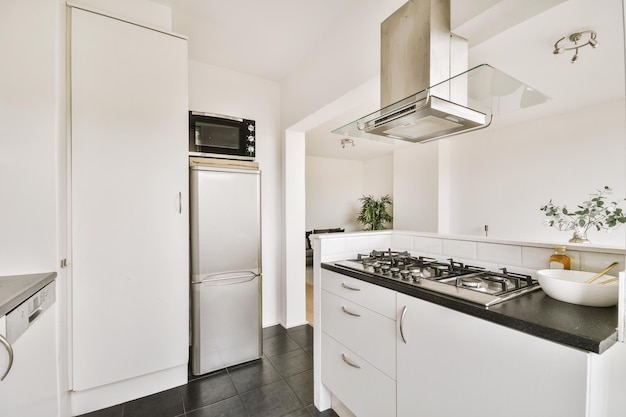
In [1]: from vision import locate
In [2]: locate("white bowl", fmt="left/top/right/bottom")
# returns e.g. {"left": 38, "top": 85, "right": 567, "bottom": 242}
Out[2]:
{"left": 537, "top": 269, "right": 619, "bottom": 307}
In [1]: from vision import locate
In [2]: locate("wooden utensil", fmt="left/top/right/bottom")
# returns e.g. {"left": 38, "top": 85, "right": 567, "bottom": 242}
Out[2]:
{"left": 585, "top": 262, "right": 619, "bottom": 284}
{"left": 599, "top": 276, "right": 620, "bottom": 285}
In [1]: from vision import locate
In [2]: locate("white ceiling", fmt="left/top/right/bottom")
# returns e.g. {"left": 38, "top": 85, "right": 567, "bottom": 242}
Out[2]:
{"left": 154, "top": 0, "right": 625, "bottom": 161}
{"left": 152, "top": 0, "right": 358, "bottom": 81}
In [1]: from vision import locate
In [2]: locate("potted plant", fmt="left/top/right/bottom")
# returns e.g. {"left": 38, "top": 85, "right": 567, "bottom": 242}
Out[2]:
{"left": 357, "top": 195, "right": 393, "bottom": 231}
{"left": 540, "top": 186, "right": 626, "bottom": 243}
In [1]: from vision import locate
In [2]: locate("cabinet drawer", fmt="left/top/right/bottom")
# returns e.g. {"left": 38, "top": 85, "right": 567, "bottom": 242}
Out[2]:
{"left": 322, "top": 290, "right": 396, "bottom": 379}
{"left": 321, "top": 332, "right": 396, "bottom": 417}
{"left": 321, "top": 269, "right": 396, "bottom": 319}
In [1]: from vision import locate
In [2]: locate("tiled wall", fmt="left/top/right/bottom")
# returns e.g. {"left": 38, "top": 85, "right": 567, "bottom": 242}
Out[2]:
{"left": 316, "top": 230, "right": 626, "bottom": 277}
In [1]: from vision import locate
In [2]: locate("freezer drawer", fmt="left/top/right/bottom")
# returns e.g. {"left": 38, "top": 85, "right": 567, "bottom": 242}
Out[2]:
{"left": 191, "top": 273, "right": 262, "bottom": 375}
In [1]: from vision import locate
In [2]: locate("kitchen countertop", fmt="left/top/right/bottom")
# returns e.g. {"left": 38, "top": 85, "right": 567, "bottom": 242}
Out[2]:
{"left": 0, "top": 272, "right": 57, "bottom": 317}
{"left": 322, "top": 263, "right": 618, "bottom": 354}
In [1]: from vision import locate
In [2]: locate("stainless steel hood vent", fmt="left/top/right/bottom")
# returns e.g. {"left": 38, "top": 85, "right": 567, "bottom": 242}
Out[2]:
{"left": 362, "top": 94, "right": 487, "bottom": 142}
{"left": 333, "top": 0, "right": 548, "bottom": 144}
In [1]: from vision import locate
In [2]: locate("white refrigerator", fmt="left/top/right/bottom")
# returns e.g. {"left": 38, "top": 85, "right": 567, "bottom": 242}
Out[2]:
{"left": 190, "top": 165, "right": 262, "bottom": 375}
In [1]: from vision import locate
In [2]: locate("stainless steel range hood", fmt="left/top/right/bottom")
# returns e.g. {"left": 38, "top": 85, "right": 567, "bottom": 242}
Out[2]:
{"left": 360, "top": 94, "right": 487, "bottom": 142}
{"left": 333, "top": 0, "right": 548, "bottom": 144}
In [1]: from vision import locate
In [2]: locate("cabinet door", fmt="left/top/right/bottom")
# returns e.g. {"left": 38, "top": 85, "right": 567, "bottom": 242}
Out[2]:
{"left": 70, "top": 8, "right": 188, "bottom": 391}
{"left": 396, "top": 293, "right": 588, "bottom": 417}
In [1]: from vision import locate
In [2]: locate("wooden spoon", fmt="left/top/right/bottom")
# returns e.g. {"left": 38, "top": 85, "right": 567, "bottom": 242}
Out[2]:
{"left": 585, "top": 262, "right": 619, "bottom": 284}
{"left": 599, "top": 277, "right": 620, "bottom": 285}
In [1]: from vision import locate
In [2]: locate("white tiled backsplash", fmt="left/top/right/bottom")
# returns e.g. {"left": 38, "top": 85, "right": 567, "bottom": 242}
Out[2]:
{"left": 316, "top": 230, "right": 625, "bottom": 278}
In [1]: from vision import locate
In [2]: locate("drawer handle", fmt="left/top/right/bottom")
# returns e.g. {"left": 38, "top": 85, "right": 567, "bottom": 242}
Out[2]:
{"left": 341, "top": 353, "right": 361, "bottom": 369}
{"left": 341, "top": 306, "right": 361, "bottom": 317}
{"left": 341, "top": 282, "right": 361, "bottom": 291}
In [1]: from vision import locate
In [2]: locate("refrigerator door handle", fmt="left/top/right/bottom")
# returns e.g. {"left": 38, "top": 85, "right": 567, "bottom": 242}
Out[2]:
{"left": 194, "top": 271, "right": 260, "bottom": 286}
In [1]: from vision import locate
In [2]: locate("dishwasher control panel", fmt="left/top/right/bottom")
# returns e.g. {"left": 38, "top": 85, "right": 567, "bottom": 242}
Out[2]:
{"left": 6, "top": 282, "right": 55, "bottom": 344}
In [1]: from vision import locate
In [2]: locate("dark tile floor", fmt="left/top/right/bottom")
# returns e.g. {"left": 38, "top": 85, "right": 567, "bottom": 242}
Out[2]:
{"left": 78, "top": 324, "right": 337, "bottom": 417}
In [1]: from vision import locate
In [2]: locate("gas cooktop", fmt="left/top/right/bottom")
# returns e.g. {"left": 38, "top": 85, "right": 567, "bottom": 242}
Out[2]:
{"left": 332, "top": 249, "right": 540, "bottom": 307}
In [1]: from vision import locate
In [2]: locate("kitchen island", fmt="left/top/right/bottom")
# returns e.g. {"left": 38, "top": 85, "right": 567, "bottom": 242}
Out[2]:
{"left": 312, "top": 231, "right": 626, "bottom": 417}
{"left": 322, "top": 262, "right": 618, "bottom": 354}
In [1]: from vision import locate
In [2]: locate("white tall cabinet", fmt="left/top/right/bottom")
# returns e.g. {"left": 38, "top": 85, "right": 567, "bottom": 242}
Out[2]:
{"left": 69, "top": 7, "right": 188, "bottom": 412}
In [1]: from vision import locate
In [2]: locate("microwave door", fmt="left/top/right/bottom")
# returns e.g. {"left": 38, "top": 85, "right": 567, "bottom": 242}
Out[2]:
{"left": 189, "top": 111, "right": 256, "bottom": 161}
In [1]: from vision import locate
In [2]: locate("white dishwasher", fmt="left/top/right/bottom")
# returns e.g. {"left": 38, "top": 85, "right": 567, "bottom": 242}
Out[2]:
{"left": 0, "top": 281, "right": 58, "bottom": 416}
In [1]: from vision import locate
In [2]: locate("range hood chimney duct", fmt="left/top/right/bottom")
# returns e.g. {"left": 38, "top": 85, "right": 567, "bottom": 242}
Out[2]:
{"left": 381, "top": 0, "right": 462, "bottom": 107}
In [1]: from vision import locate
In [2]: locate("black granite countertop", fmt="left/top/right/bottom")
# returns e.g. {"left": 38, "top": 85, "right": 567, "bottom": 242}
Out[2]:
{"left": 0, "top": 272, "right": 57, "bottom": 317}
{"left": 322, "top": 263, "right": 618, "bottom": 354}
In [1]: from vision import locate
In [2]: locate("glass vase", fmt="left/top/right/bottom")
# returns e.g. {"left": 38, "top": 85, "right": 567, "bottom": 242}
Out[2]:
{"left": 569, "top": 227, "right": 591, "bottom": 244}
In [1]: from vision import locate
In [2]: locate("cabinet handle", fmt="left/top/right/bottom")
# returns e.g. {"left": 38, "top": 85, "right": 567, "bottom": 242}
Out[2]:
{"left": 399, "top": 306, "right": 408, "bottom": 344}
{"left": 341, "top": 282, "right": 361, "bottom": 291}
{"left": 341, "top": 306, "right": 361, "bottom": 317}
{"left": 178, "top": 192, "right": 182, "bottom": 214}
{"left": 0, "top": 335, "right": 14, "bottom": 381}
{"left": 341, "top": 353, "right": 361, "bottom": 369}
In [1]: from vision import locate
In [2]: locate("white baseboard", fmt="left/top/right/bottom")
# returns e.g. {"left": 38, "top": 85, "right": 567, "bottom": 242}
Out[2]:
{"left": 70, "top": 364, "right": 187, "bottom": 416}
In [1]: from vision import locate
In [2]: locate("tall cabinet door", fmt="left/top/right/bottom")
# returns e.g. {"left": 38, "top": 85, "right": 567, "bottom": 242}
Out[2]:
{"left": 70, "top": 8, "right": 189, "bottom": 391}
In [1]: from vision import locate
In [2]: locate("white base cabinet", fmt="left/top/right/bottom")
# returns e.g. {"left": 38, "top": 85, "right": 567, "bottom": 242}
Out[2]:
{"left": 318, "top": 270, "right": 626, "bottom": 417}
{"left": 320, "top": 270, "right": 396, "bottom": 417}
{"left": 396, "top": 293, "right": 588, "bottom": 417}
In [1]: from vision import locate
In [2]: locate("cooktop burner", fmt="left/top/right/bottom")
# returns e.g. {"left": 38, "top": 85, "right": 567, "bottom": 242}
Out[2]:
{"left": 333, "top": 249, "right": 540, "bottom": 307}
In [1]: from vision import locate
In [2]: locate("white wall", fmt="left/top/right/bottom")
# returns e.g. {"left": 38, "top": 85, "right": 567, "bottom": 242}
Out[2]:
{"left": 392, "top": 141, "right": 440, "bottom": 232}
{"left": 390, "top": 99, "right": 626, "bottom": 247}
{"left": 69, "top": 0, "right": 172, "bottom": 31}
{"left": 306, "top": 155, "right": 393, "bottom": 232}
{"left": 281, "top": 0, "right": 406, "bottom": 128}
{"left": 188, "top": 60, "right": 282, "bottom": 326}
{"left": 445, "top": 99, "right": 626, "bottom": 246}
{"left": 0, "top": 0, "right": 59, "bottom": 276}
{"left": 364, "top": 154, "right": 394, "bottom": 199}
{"left": 306, "top": 157, "right": 362, "bottom": 232}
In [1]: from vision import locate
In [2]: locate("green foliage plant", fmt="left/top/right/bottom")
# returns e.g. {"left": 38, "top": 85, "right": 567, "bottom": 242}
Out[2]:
{"left": 540, "top": 186, "right": 626, "bottom": 234}
{"left": 357, "top": 195, "right": 393, "bottom": 231}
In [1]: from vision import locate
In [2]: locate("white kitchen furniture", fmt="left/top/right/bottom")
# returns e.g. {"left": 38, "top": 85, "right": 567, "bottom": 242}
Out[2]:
{"left": 396, "top": 292, "right": 588, "bottom": 417}
{"left": 320, "top": 270, "right": 396, "bottom": 417}
{"left": 0, "top": 282, "right": 58, "bottom": 416}
{"left": 319, "top": 267, "right": 626, "bottom": 417}
{"left": 69, "top": 6, "right": 188, "bottom": 414}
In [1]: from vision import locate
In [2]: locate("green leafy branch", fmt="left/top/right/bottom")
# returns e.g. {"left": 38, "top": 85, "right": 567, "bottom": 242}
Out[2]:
{"left": 540, "top": 186, "right": 626, "bottom": 233}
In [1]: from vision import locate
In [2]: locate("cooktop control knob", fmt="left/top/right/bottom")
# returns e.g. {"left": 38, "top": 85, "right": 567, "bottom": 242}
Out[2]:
{"left": 381, "top": 265, "right": 390, "bottom": 274}
{"left": 410, "top": 268, "right": 423, "bottom": 282}
{"left": 400, "top": 270, "right": 411, "bottom": 280}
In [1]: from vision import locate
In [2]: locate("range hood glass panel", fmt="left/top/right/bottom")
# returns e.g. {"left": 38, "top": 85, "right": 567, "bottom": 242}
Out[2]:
{"left": 333, "top": 64, "right": 549, "bottom": 144}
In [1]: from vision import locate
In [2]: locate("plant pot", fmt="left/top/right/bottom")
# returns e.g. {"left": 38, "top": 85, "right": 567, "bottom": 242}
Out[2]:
{"left": 569, "top": 227, "right": 591, "bottom": 244}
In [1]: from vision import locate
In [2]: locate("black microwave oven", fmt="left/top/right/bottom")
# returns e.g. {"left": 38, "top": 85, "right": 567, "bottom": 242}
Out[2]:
{"left": 189, "top": 111, "right": 255, "bottom": 160}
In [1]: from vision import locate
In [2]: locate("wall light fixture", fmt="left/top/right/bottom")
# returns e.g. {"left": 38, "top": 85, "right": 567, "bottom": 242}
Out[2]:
{"left": 553, "top": 30, "right": 598, "bottom": 63}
